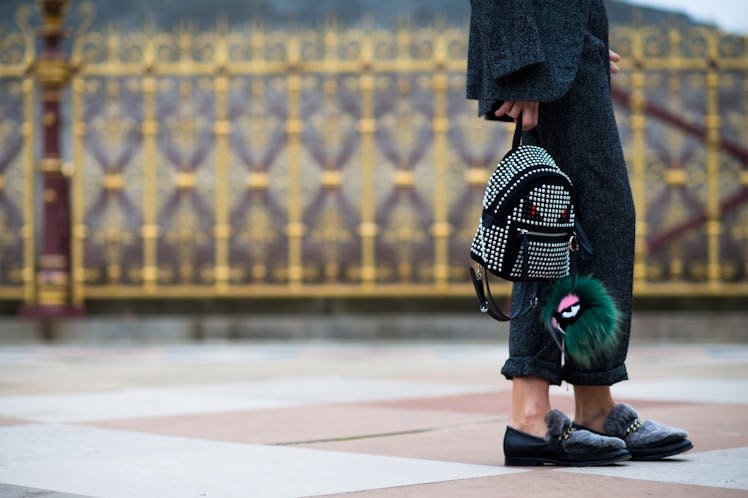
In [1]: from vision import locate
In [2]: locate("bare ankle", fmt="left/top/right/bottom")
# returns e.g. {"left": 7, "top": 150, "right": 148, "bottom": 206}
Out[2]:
{"left": 573, "top": 385, "right": 615, "bottom": 433}
{"left": 511, "top": 407, "right": 550, "bottom": 438}
{"left": 511, "top": 376, "right": 552, "bottom": 438}
{"left": 574, "top": 407, "right": 611, "bottom": 433}
{"left": 511, "top": 418, "right": 547, "bottom": 438}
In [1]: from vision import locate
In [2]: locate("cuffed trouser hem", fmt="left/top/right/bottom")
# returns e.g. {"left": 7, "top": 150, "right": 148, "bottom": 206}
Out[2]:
{"left": 502, "top": 358, "right": 629, "bottom": 387}
{"left": 501, "top": 357, "right": 563, "bottom": 386}
{"left": 563, "top": 363, "right": 629, "bottom": 386}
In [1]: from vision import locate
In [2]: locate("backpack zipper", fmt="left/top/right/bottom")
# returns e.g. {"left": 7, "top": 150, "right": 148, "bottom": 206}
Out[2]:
{"left": 518, "top": 228, "right": 570, "bottom": 238}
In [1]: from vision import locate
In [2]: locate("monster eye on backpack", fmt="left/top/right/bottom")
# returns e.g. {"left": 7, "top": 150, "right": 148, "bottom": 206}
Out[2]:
{"left": 469, "top": 119, "right": 580, "bottom": 322}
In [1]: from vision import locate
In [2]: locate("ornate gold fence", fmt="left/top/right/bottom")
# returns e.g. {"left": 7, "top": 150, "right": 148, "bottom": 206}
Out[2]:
{"left": 0, "top": 5, "right": 35, "bottom": 304}
{"left": 1, "top": 7, "right": 747, "bottom": 309}
{"left": 610, "top": 27, "right": 748, "bottom": 295}
{"left": 66, "top": 21, "right": 500, "bottom": 304}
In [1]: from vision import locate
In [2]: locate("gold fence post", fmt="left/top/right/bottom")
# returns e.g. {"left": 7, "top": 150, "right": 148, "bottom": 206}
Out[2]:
{"left": 630, "top": 27, "right": 648, "bottom": 291}
{"left": 431, "top": 27, "right": 450, "bottom": 289}
{"left": 142, "top": 42, "right": 159, "bottom": 293}
{"left": 21, "top": 14, "right": 36, "bottom": 306}
{"left": 21, "top": 76, "right": 36, "bottom": 306}
{"left": 358, "top": 29, "right": 377, "bottom": 288}
{"left": 705, "top": 29, "right": 722, "bottom": 289}
{"left": 30, "top": 0, "right": 79, "bottom": 314}
{"left": 285, "top": 32, "right": 305, "bottom": 287}
{"left": 666, "top": 28, "right": 684, "bottom": 281}
{"left": 214, "top": 33, "right": 231, "bottom": 293}
{"left": 70, "top": 75, "right": 85, "bottom": 307}
{"left": 67, "top": 2, "right": 94, "bottom": 305}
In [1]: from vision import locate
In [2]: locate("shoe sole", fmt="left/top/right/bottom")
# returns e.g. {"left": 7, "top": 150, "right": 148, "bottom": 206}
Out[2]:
{"left": 572, "top": 423, "right": 694, "bottom": 462}
{"left": 631, "top": 440, "right": 694, "bottom": 461}
{"left": 505, "top": 451, "right": 631, "bottom": 467}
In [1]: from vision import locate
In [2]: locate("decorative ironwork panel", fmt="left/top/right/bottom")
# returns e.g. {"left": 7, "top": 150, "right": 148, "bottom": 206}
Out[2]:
{"left": 0, "top": 5, "right": 35, "bottom": 302}
{"left": 299, "top": 73, "right": 361, "bottom": 284}
{"left": 153, "top": 75, "right": 217, "bottom": 285}
{"left": 373, "top": 72, "right": 436, "bottom": 283}
{"left": 610, "top": 26, "right": 748, "bottom": 293}
{"left": 0, "top": 78, "right": 27, "bottom": 293}
{"left": 227, "top": 75, "right": 289, "bottom": 285}
{"left": 77, "top": 76, "right": 144, "bottom": 286}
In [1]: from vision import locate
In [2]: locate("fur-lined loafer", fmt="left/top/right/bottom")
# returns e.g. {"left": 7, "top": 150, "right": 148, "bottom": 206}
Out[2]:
{"left": 574, "top": 404, "right": 693, "bottom": 461}
{"left": 504, "top": 409, "right": 630, "bottom": 466}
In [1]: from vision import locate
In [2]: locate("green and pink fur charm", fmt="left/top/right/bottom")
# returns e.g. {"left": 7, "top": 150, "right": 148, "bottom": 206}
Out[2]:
{"left": 542, "top": 276, "right": 620, "bottom": 368}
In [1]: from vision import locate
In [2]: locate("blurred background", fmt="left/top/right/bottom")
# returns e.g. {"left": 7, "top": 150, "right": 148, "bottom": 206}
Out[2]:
{"left": 0, "top": 0, "right": 746, "bottom": 341}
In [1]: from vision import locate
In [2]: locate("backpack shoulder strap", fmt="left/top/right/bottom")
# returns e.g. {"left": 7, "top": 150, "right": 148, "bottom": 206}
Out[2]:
{"left": 469, "top": 266, "right": 538, "bottom": 322}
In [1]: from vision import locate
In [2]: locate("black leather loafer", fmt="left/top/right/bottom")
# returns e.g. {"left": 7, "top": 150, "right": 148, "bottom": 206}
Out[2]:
{"left": 504, "top": 410, "right": 631, "bottom": 467}
{"left": 573, "top": 404, "right": 693, "bottom": 461}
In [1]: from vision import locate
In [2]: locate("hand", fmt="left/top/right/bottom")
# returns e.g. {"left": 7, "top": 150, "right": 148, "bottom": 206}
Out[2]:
{"left": 494, "top": 101, "right": 539, "bottom": 131}
{"left": 609, "top": 49, "right": 621, "bottom": 74}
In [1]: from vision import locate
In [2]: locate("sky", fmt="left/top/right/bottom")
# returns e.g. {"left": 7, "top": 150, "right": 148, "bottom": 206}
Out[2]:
{"left": 628, "top": 0, "right": 748, "bottom": 34}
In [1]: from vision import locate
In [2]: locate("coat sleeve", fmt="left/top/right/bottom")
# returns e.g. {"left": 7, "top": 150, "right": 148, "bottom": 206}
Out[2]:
{"left": 467, "top": 0, "right": 590, "bottom": 105}
{"left": 468, "top": 0, "right": 546, "bottom": 81}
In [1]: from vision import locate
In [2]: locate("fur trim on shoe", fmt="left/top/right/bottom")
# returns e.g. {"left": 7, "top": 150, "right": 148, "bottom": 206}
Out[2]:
{"left": 545, "top": 409, "right": 625, "bottom": 454}
{"left": 603, "top": 403, "right": 688, "bottom": 449}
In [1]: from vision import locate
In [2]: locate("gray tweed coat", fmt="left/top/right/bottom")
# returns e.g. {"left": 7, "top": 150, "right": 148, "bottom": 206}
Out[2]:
{"left": 467, "top": 0, "right": 591, "bottom": 116}
{"left": 466, "top": 0, "right": 637, "bottom": 387}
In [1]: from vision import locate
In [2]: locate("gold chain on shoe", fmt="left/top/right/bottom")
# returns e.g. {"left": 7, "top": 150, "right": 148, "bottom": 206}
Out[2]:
{"left": 558, "top": 426, "right": 576, "bottom": 441}
{"left": 624, "top": 418, "right": 643, "bottom": 437}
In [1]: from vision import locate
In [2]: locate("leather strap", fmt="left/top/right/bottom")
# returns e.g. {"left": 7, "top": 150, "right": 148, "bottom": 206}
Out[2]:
{"left": 512, "top": 116, "right": 541, "bottom": 149}
{"left": 469, "top": 266, "right": 537, "bottom": 322}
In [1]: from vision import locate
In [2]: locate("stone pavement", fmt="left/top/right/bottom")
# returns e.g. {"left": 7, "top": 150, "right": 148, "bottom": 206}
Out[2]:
{"left": 0, "top": 340, "right": 747, "bottom": 497}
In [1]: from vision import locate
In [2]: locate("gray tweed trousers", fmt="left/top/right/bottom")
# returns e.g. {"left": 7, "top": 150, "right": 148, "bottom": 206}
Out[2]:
{"left": 500, "top": 17, "right": 636, "bottom": 386}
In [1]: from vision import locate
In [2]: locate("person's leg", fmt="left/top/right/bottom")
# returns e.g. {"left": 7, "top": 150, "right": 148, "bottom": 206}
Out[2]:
{"left": 503, "top": 376, "right": 629, "bottom": 466}
{"left": 552, "top": 36, "right": 691, "bottom": 458}
{"left": 574, "top": 385, "right": 615, "bottom": 433}
{"left": 538, "top": 30, "right": 634, "bottom": 387}
{"left": 510, "top": 376, "right": 552, "bottom": 437}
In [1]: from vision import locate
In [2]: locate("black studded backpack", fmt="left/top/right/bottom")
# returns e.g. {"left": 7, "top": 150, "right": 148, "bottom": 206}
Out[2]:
{"left": 469, "top": 119, "right": 585, "bottom": 321}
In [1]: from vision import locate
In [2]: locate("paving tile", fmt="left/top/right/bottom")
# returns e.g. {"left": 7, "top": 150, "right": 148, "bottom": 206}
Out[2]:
{"left": 588, "top": 378, "right": 748, "bottom": 404}
{"left": 0, "top": 416, "right": 31, "bottom": 426}
{"left": 300, "top": 422, "right": 507, "bottom": 466}
{"left": 638, "top": 403, "right": 748, "bottom": 453}
{"left": 560, "top": 447, "right": 748, "bottom": 491}
{"left": 361, "top": 392, "right": 511, "bottom": 415}
{"left": 85, "top": 404, "right": 495, "bottom": 445}
{"left": 0, "top": 387, "right": 289, "bottom": 423}
{"left": 0, "top": 483, "right": 92, "bottom": 498}
{"left": 0, "top": 424, "right": 517, "bottom": 498}
{"left": 317, "top": 470, "right": 748, "bottom": 498}
{"left": 0, "top": 377, "right": 493, "bottom": 423}
{"left": 300, "top": 400, "right": 748, "bottom": 465}
{"left": 363, "top": 391, "right": 579, "bottom": 417}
